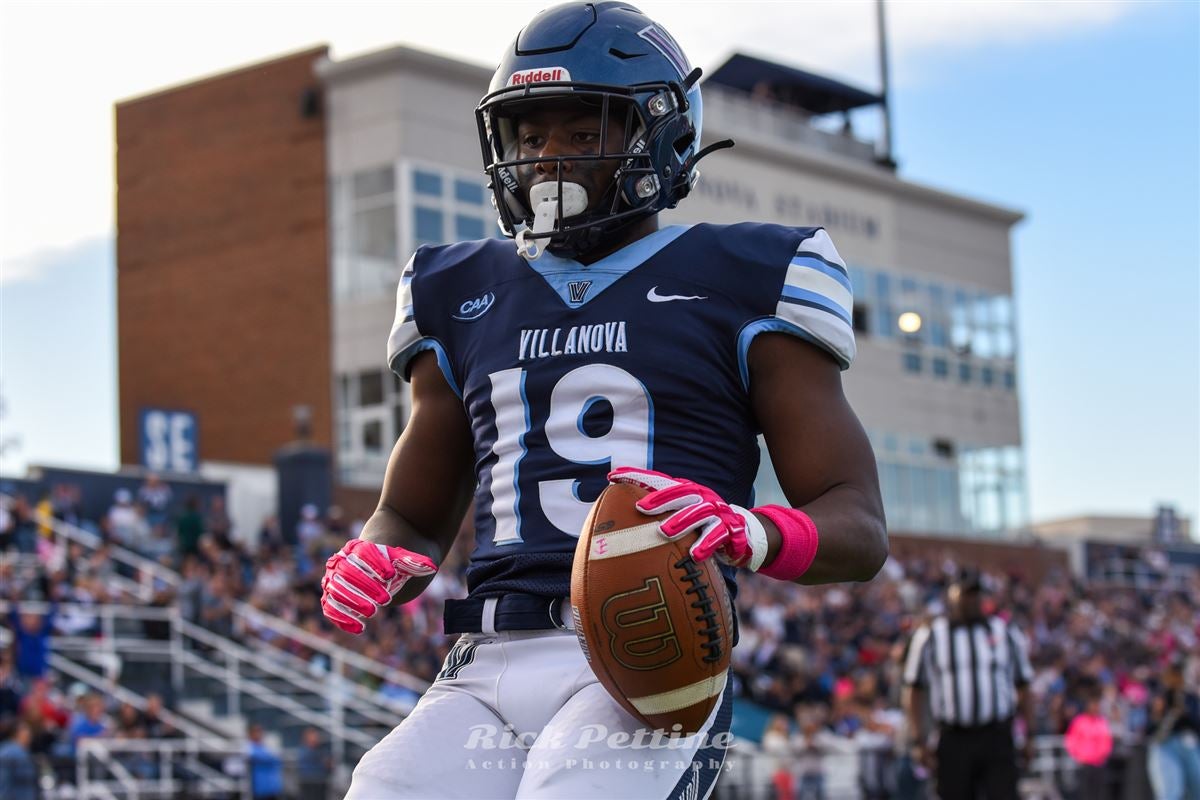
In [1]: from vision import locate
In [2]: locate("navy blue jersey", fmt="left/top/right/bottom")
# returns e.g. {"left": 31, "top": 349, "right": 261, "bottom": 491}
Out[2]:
{"left": 387, "top": 223, "right": 855, "bottom": 599}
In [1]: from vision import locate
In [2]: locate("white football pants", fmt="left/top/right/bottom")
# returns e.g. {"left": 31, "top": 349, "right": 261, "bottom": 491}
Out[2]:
{"left": 344, "top": 627, "right": 732, "bottom": 799}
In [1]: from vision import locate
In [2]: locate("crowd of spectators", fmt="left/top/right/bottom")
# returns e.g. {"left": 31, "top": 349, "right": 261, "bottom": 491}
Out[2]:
{"left": 0, "top": 643, "right": 184, "bottom": 792}
{"left": 2, "top": 479, "right": 1198, "bottom": 798}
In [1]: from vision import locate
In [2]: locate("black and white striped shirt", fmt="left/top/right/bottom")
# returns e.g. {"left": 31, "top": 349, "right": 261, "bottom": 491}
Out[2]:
{"left": 903, "top": 616, "right": 1034, "bottom": 727}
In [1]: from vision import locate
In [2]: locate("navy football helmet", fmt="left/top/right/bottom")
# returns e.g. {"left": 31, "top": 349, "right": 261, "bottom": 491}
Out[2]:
{"left": 476, "top": 2, "right": 730, "bottom": 258}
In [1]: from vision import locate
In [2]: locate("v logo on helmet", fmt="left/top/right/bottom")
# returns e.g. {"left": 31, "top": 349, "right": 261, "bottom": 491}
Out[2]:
{"left": 637, "top": 25, "right": 690, "bottom": 80}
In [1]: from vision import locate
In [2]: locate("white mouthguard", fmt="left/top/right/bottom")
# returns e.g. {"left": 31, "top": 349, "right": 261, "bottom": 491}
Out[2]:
{"left": 516, "top": 182, "right": 589, "bottom": 261}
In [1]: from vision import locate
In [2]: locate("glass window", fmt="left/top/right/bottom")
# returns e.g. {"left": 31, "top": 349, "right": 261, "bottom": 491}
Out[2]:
{"left": 874, "top": 272, "right": 892, "bottom": 300}
{"left": 994, "top": 329, "right": 1014, "bottom": 359}
{"left": 972, "top": 294, "right": 992, "bottom": 328}
{"left": 362, "top": 419, "right": 384, "bottom": 454}
{"left": 950, "top": 292, "right": 972, "bottom": 353}
{"left": 932, "top": 357, "right": 949, "bottom": 378}
{"left": 853, "top": 304, "right": 871, "bottom": 335}
{"left": 903, "top": 353, "right": 922, "bottom": 373}
{"left": 934, "top": 469, "right": 956, "bottom": 532}
{"left": 930, "top": 321, "right": 949, "bottom": 349}
{"left": 977, "top": 487, "right": 1001, "bottom": 532}
{"left": 849, "top": 266, "right": 868, "bottom": 298}
{"left": 353, "top": 205, "right": 397, "bottom": 260}
{"left": 1003, "top": 480, "right": 1025, "bottom": 531}
{"left": 959, "top": 363, "right": 972, "bottom": 383}
{"left": 1003, "top": 446, "right": 1023, "bottom": 472}
{"left": 359, "top": 371, "right": 384, "bottom": 407}
{"left": 454, "top": 180, "right": 485, "bottom": 205}
{"left": 900, "top": 277, "right": 918, "bottom": 296}
{"left": 414, "top": 170, "right": 443, "bottom": 197}
{"left": 415, "top": 207, "right": 444, "bottom": 246}
{"left": 353, "top": 167, "right": 394, "bottom": 199}
{"left": 874, "top": 304, "right": 895, "bottom": 339}
{"left": 912, "top": 467, "right": 935, "bottom": 530}
{"left": 455, "top": 214, "right": 486, "bottom": 241}
{"left": 991, "top": 296, "right": 1012, "bottom": 328}
{"left": 928, "top": 284, "right": 946, "bottom": 316}
{"left": 981, "top": 366, "right": 995, "bottom": 387}
{"left": 1004, "top": 370, "right": 1016, "bottom": 390}
{"left": 972, "top": 328, "right": 994, "bottom": 359}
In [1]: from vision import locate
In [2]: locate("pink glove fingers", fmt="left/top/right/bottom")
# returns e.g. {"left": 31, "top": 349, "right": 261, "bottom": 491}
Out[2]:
{"left": 332, "top": 557, "right": 395, "bottom": 605}
{"left": 634, "top": 483, "right": 703, "bottom": 512}
{"left": 690, "top": 526, "right": 730, "bottom": 562}
{"left": 607, "top": 467, "right": 679, "bottom": 493}
{"left": 659, "top": 503, "right": 719, "bottom": 537}
{"left": 320, "top": 540, "right": 439, "bottom": 635}
{"left": 344, "top": 540, "right": 396, "bottom": 582}
{"left": 327, "top": 575, "right": 380, "bottom": 617}
{"left": 321, "top": 596, "right": 365, "bottom": 634}
{"left": 393, "top": 553, "right": 438, "bottom": 576}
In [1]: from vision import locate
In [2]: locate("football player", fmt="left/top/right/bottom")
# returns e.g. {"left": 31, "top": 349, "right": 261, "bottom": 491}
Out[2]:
{"left": 324, "top": 3, "right": 887, "bottom": 798}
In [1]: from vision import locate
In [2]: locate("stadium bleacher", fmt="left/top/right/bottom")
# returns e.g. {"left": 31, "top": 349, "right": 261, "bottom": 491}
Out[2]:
{"left": 1, "top": 480, "right": 1195, "bottom": 799}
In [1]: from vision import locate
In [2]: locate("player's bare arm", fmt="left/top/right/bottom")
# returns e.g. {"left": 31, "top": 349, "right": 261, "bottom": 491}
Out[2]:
{"left": 362, "top": 351, "right": 475, "bottom": 602}
{"left": 748, "top": 331, "right": 887, "bottom": 584}
{"left": 320, "top": 352, "right": 474, "bottom": 632}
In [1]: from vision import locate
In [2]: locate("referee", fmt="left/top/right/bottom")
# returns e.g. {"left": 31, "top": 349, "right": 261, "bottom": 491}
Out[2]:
{"left": 902, "top": 568, "right": 1035, "bottom": 800}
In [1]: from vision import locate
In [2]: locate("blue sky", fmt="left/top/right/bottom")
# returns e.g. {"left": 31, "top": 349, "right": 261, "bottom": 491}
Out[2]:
{"left": 0, "top": 1, "right": 1196, "bottom": 526}
{"left": 889, "top": 3, "right": 1199, "bottom": 524}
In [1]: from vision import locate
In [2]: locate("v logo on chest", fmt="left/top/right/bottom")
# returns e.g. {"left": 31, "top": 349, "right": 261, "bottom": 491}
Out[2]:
{"left": 520, "top": 225, "right": 692, "bottom": 309}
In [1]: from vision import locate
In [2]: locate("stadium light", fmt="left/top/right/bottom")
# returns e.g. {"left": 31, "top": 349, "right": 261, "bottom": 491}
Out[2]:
{"left": 898, "top": 311, "right": 923, "bottom": 334}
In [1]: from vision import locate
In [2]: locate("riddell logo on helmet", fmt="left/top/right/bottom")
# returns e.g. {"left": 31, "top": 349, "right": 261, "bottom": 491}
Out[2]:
{"left": 507, "top": 67, "right": 571, "bottom": 86}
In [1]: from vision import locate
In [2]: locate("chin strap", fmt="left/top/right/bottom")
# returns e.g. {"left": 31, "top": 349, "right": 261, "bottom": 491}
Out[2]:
{"left": 671, "top": 139, "right": 735, "bottom": 204}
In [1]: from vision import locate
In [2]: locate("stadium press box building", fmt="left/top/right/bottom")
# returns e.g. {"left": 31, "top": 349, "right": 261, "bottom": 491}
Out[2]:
{"left": 116, "top": 46, "right": 1026, "bottom": 541}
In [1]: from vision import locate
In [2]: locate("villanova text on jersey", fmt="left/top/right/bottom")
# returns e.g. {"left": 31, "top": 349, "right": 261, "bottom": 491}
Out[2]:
{"left": 387, "top": 223, "right": 856, "bottom": 600}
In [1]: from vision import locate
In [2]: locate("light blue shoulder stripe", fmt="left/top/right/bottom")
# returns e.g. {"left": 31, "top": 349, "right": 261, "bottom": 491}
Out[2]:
{"left": 736, "top": 317, "right": 851, "bottom": 390}
{"left": 391, "top": 339, "right": 461, "bottom": 399}
{"left": 789, "top": 255, "right": 853, "bottom": 293}
{"left": 780, "top": 286, "right": 853, "bottom": 323}
{"left": 524, "top": 225, "right": 692, "bottom": 308}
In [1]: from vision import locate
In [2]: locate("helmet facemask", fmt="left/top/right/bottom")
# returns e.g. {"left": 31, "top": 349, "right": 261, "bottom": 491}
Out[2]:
{"left": 476, "top": 80, "right": 690, "bottom": 260}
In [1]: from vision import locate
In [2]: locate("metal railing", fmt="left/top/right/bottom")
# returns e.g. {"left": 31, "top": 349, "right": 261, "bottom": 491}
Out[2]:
{"left": 1089, "top": 555, "right": 1196, "bottom": 592}
{"left": 0, "top": 601, "right": 228, "bottom": 744}
{"left": 2, "top": 507, "right": 439, "bottom": 791}
{"left": 21, "top": 504, "right": 429, "bottom": 696}
{"left": 703, "top": 86, "right": 879, "bottom": 164}
{"left": 71, "top": 739, "right": 250, "bottom": 800}
{"left": 715, "top": 734, "right": 1138, "bottom": 800}
{"left": 0, "top": 600, "right": 399, "bottom": 774}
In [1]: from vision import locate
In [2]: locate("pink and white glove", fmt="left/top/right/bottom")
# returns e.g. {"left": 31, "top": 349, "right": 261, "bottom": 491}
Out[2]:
{"left": 608, "top": 467, "right": 770, "bottom": 571}
{"left": 321, "top": 539, "right": 437, "bottom": 634}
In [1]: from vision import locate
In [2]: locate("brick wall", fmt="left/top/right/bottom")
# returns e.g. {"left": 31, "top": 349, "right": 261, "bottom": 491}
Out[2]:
{"left": 116, "top": 47, "right": 330, "bottom": 468}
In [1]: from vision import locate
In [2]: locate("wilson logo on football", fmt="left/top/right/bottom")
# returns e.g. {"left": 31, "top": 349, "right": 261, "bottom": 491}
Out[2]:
{"left": 600, "top": 577, "right": 682, "bottom": 671}
{"left": 507, "top": 67, "right": 571, "bottom": 86}
{"left": 453, "top": 291, "right": 496, "bottom": 322}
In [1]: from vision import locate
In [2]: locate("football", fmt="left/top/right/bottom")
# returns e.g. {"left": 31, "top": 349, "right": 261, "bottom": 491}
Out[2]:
{"left": 570, "top": 481, "right": 735, "bottom": 735}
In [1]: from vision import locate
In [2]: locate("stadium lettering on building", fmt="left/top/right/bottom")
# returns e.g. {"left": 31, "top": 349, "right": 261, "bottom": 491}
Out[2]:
{"left": 694, "top": 178, "right": 881, "bottom": 240}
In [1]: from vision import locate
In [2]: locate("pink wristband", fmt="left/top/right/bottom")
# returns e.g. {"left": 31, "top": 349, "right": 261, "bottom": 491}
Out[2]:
{"left": 753, "top": 505, "right": 819, "bottom": 580}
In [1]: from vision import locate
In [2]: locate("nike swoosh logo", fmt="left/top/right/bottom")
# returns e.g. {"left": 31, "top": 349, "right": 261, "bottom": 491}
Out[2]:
{"left": 647, "top": 286, "right": 707, "bottom": 303}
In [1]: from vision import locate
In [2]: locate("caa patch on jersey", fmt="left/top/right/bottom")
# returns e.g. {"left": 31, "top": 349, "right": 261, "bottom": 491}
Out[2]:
{"left": 571, "top": 482, "right": 734, "bottom": 735}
